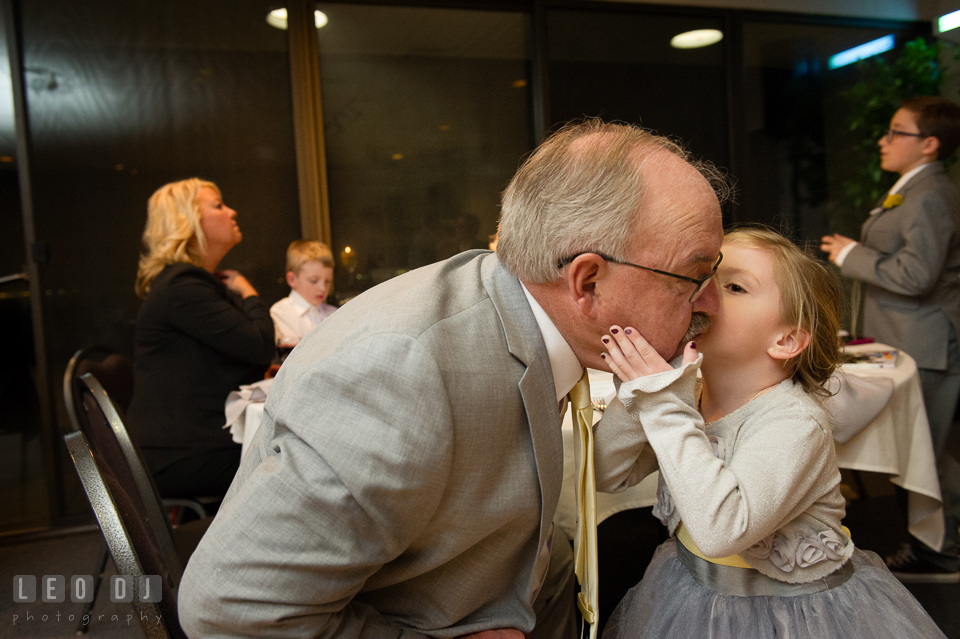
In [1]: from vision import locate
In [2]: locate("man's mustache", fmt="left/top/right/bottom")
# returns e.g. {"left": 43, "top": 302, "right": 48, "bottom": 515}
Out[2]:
{"left": 683, "top": 312, "right": 711, "bottom": 342}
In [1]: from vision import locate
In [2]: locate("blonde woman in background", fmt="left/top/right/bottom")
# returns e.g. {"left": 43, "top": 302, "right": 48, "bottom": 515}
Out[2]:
{"left": 127, "top": 178, "right": 274, "bottom": 502}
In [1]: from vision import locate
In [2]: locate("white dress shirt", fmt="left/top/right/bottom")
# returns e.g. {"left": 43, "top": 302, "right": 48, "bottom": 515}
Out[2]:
{"left": 270, "top": 290, "right": 338, "bottom": 342}
{"left": 520, "top": 282, "right": 582, "bottom": 402}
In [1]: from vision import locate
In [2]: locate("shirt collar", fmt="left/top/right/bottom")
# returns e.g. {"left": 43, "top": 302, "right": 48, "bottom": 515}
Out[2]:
{"left": 889, "top": 161, "right": 933, "bottom": 195}
{"left": 520, "top": 282, "right": 583, "bottom": 402}
{"left": 288, "top": 290, "right": 314, "bottom": 316}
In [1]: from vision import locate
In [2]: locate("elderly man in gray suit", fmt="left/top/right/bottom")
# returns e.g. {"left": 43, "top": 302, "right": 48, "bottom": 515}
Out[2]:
{"left": 178, "top": 120, "right": 726, "bottom": 638}
{"left": 822, "top": 96, "right": 960, "bottom": 583}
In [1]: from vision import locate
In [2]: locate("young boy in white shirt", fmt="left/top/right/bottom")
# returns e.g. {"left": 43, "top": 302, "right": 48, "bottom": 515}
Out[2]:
{"left": 270, "top": 240, "right": 338, "bottom": 343}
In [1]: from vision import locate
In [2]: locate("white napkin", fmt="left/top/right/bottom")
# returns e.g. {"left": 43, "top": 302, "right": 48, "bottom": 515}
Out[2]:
{"left": 223, "top": 378, "right": 274, "bottom": 429}
{"left": 822, "top": 370, "right": 894, "bottom": 443}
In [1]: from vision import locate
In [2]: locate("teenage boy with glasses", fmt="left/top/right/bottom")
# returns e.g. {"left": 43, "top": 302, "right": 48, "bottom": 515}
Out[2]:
{"left": 821, "top": 96, "right": 960, "bottom": 583}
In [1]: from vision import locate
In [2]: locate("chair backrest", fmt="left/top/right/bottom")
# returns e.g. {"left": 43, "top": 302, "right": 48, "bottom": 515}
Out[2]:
{"left": 64, "top": 431, "right": 186, "bottom": 639}
{"left": 71, "top": 373, "right": 184, "bottom": 585}
{"left": 64, "top": 346, "right": 134, "bottom": 431}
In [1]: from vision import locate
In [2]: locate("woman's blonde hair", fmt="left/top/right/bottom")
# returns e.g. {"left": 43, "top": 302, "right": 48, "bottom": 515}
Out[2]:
{"left": 723, "top": 227, "right": 842, "bottom": 397}
{"left": 135, "top": 178, "right": 220, "bottom": 298}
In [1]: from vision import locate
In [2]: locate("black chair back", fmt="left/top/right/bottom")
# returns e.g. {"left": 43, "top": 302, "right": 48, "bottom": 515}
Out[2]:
{"left": 65, "top": 430, "right": 186, "bottom": 639}
{"left": 64, "top": 346, "right": 134, "bottom": 432}
{"left": 71, "top": 373, "right": 185, "bottom": 584}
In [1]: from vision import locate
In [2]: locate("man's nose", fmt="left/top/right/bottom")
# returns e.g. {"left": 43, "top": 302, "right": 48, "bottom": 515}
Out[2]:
{"left": 693, "top": 279, "right": 719, "bottom": 315}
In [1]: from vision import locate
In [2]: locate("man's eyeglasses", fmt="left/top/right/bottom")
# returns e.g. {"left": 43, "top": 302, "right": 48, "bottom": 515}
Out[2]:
{"left": 557, "top": 252, "right": 723, "bottom": 303}
{"left": 882, "top": 128, "right": 927, "bottom": 143}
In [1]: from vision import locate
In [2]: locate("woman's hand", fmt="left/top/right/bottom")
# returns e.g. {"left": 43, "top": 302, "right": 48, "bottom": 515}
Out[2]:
{"left": 217, "top": 269, "right": 258, "bottom": 299}
{"left": 601, "top": 325, "right": 698, "bottom": 381}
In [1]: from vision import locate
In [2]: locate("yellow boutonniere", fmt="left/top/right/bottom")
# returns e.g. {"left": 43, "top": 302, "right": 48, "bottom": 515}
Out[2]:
{"left": 883, "top": 193, "right": 903, "bottom": 209}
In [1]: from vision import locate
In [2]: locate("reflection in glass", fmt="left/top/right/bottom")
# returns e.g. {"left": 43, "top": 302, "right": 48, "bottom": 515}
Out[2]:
{"left": 547, "top": 9, "right": 729, "bottom": 176}
{"left": 739, "top": 22, "right": 911, "bottom": 241}
{"left": 18, "top": 0, "right": 301, "bottom": 521}
{"left": 0, "top": 1, "right": 49, "bottom": 532}
{"left": 316, "top": 4, "right": 532, "bottom": 296}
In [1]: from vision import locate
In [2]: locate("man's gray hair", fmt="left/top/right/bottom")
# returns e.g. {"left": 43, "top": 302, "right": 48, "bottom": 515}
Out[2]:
{"left": 496, "top": 120, "right": 731, "bottom": 282}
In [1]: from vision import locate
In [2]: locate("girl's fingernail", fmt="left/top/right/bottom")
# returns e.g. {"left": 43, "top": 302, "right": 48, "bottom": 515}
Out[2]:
{"left": 602, "top": 337, "right": 609, "bottom": 344}
{"left": 611, "top": 328, "right": 619, "bottom": 334}
{"left": 689, "top": 341, "right": 696, "bottom": 349}
{"left": 624, "top": 328, "right": 632, "bottom": 335}
{"left": 601, "top": 353, "right": 606, "bottom": 359}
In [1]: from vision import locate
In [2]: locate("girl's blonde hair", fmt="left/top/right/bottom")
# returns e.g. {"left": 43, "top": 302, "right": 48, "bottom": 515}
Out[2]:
{"left": 723, "top": 227, "right": 842, "bottom": 397}
{"left": 135, "top": 178, "right": 220, "bottom": 298}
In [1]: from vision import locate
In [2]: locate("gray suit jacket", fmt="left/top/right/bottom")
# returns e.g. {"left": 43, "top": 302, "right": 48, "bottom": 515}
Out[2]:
{"left": 178, "top": 251, "right": 564, "bottom": 638}
{"left": 842, "top": 162, "right": 960, "bottom": 370}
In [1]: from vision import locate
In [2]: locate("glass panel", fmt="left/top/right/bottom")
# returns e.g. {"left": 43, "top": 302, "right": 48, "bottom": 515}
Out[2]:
{"left": 547, "top": 9, "right": 729, "bottom": 179}
{"left": 18, "top": 0, "right": 301, "bottom": 520}
{"left": 316, "top": 3, "right": 531, "bottom": 297}
{"left": 0, "top": 3, "right": 49, "bottom": 533}
{"left": 739, "top": 22, "right": 921, "bottom": 242}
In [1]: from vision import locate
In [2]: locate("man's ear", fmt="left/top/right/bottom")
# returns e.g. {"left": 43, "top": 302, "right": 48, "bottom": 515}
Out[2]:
{"left": 562, "top": 254, "right": 608, "bottom": 319}
{"left": 285, "top": 271, "right": 297, "bottom": 288}
{"left": 921, "top": 135, "right": 941, "bottom": 160}
{"left": 768, "top": 325, "right": 811, "bottom": 361}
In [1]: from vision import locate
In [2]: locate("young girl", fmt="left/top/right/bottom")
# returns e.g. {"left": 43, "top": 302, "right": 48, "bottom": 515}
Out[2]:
{"left": 594, "top": 228, "right": 945, "bottom": 638}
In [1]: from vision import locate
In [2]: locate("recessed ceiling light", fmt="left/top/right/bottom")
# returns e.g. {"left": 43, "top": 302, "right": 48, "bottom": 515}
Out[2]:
{"left": 828, "top": 34, "right": 894, "bottom": 69}
{"left": 267, "top": 8, "right": 328, "bottom": 30}
{"left": 670, "top": 29, "right": 723, "bottom": 49}
{"left": 940, "top": 9, "right": 960, "bottom": 33}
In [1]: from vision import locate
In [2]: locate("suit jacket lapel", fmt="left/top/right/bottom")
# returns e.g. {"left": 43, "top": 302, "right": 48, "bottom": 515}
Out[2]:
{"left": 863, "top": 163, "right": 944, "bottom": 241}
{"left": 481, "top": 254, "right": 564, "bottom": 555}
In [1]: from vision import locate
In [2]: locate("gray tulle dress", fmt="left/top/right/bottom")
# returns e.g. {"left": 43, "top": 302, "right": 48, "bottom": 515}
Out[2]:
{"left": 594, "top": 359, "right": 946, "bottom": 639}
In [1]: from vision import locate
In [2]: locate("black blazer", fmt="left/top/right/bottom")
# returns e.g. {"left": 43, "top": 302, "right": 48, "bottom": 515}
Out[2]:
{"left": 127, "top": 263, "right": 275, "bottom": 455}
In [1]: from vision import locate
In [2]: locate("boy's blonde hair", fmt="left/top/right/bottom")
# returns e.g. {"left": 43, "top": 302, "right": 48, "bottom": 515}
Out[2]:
{"left": 136, "top": 178, "right": 219, "bottom": 298}
{"left": 286, "top": 240, "right": 334, "bottom": 274}
{"left": 723, "top": 227, "right": 842, "bottom": 397}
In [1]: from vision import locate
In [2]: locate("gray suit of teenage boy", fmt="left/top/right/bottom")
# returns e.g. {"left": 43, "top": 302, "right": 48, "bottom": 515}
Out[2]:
{"left": 178, "top": 250, "right": 572, "bottom": 638}
{"left": 842, "top": 161, "right": 960, "bottom": 559}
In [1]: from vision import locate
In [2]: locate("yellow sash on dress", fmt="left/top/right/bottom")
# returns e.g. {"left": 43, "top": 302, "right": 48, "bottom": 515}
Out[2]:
{"left": 675, "top": 523, "right": 753, "bottom": 568}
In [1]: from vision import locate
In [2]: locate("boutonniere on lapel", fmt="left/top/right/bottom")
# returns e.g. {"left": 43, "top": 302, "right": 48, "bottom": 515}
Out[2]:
{"left": 883, "top": 193, "right": 904, "bottom": 209}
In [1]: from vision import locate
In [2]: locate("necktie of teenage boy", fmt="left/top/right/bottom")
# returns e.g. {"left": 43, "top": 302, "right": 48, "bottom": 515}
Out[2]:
{"left": 568, "top": 368, "right": 598, "bottom": 638}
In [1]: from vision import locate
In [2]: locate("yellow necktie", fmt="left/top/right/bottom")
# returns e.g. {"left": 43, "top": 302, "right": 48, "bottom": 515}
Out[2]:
{"left": 568, "top": 369, "right": 598, "bottom": 638}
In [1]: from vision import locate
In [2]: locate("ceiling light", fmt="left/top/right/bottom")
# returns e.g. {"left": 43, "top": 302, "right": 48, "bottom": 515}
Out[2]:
{"left": 670, "top": 29, "right": 723, "bottom": 49}
{"left": 940, "top": 9, "right": 960, "bottom": 33}
{"left": 267, "top": 8, "right": 328, "bottom": 30}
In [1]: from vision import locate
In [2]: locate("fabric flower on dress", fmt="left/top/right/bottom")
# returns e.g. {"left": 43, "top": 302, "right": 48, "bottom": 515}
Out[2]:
{"left": 707, "top": 435, "right": 725, "bottom": 460}
{"left": 652, "top": 480, "right": 674, "bottom": 525}
{"left": 817, "top": 529, "right": 846, "bottom": 560}
{"left": 742, "top": 533, "right": 774, "bottom": 560}
{"left": 883, "top": 193, "right": 903, "bottom": 209}
{"left": 797, "top": 537, "right": 828, "bottom": 568}
{"left": 769, "top": 534, "right": 799, "bottom": 573}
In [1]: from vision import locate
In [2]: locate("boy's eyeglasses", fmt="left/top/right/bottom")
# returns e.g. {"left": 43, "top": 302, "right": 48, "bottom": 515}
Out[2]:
{"left": 882, "top": 128, "right": 927, "bottom": 143}
{"left": 556, "top": 252, "right": 723, "bottom": 303}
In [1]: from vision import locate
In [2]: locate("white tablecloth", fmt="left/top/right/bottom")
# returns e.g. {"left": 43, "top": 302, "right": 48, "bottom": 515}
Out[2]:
{"left": 834, "top": 344, "right": 944, "bottom": 551}
{"left": 229, "top": 402, "right": 265, "bottom": 454}
{"left": 226, "top": 344, "right": 944, "bottom": 551}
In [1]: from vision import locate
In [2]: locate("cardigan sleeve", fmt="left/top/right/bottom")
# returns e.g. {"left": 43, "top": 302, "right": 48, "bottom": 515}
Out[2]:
{"left": 615, "top": 362, "right": 836, "bottom": 559}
